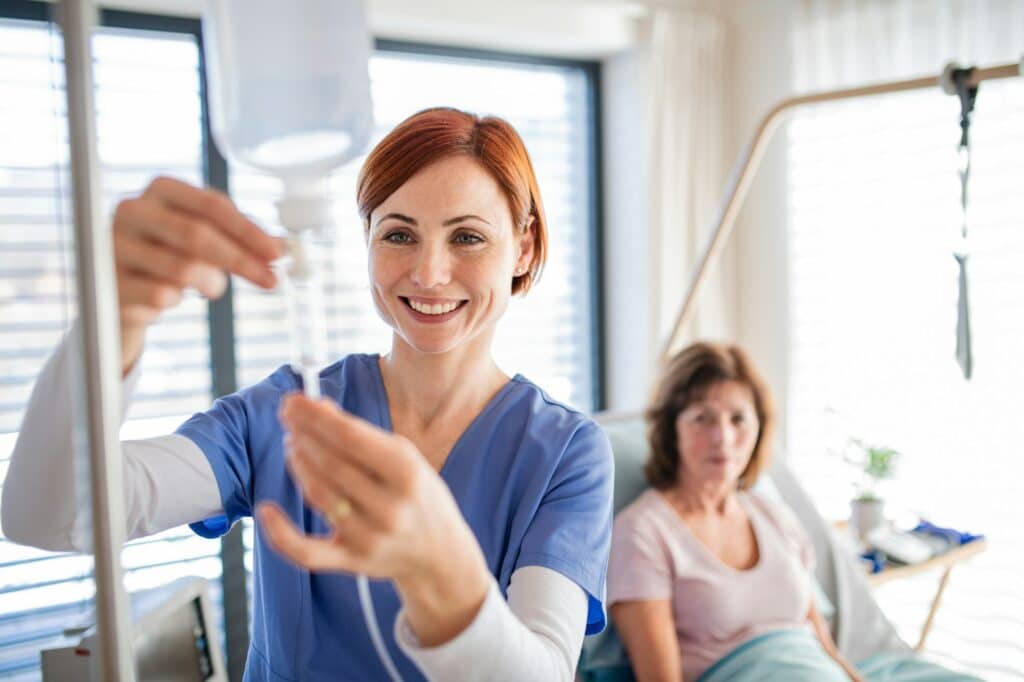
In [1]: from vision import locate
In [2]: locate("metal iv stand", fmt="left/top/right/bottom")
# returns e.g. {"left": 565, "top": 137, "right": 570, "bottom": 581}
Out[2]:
{"left": 58, "top": 1, "right": 136, "bottom": 680}
{"left": 660, "top": 58, "right": 1023, "bottom": 364}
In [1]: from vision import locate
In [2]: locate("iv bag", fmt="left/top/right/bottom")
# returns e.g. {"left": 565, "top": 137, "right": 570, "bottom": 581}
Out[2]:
{"left": 201, "top": 0, "right": 374, "bottom": 189}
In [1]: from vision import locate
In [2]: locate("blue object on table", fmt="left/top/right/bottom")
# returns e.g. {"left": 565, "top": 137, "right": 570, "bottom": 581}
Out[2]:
{"left": 861, "top": 550, "right": 886, "bottom": 574}
{"left": 912, "top": 520, "right": 984, "bottom": 546}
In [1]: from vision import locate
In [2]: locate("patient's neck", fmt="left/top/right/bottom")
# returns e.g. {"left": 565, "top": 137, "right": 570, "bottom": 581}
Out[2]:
{"left": 667, "top": 479, "right": 739, "bottom": 518}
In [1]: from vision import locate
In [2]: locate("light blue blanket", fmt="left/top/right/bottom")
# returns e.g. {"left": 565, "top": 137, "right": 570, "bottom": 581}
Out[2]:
{"left": 697, "top": 630, "right": 982, "bottom": 682}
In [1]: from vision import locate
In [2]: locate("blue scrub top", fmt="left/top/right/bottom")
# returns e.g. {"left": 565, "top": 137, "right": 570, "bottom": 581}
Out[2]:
{"left": 177, "top": 354, "right": 614, "bottom": 682}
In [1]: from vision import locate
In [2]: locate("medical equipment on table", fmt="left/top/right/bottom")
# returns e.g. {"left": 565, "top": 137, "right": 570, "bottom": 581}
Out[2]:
{"left": 201, "top": 2, "right": 402, "bottom": 680}
{"left": 41, "top": 577, "right": 226, "bottom": 681}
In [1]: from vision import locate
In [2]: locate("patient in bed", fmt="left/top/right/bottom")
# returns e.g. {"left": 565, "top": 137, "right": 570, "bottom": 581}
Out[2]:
{"left": 606, "top": 342, "right": 862, "bottom": 681}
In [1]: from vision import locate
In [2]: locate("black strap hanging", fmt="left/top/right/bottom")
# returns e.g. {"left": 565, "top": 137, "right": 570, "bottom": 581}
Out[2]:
{"left": 951, "top": 67, "right": 976, "bottom": 380}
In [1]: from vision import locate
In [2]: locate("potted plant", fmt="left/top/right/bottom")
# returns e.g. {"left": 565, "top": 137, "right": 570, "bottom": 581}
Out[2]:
{"left": 846, "top": 439, "right": 900, "bottom": 539}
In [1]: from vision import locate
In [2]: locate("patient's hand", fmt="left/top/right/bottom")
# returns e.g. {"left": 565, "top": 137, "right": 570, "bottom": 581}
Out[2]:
{"left": 808, "top": 603, "right": 864, "bottom": 681}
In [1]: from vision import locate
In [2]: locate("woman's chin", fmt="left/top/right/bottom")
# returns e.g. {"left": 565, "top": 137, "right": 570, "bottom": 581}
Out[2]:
{"left": 695, "top": 465, "right": 740, "bottom": 488}
{"left": 392, "top": 326, "right": 467, "bottom": 356}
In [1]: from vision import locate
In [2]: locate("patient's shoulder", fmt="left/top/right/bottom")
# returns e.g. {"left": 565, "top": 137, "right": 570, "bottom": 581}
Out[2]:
{"left": 615, "top": 488, "right": 666, "bottom": 526}
{"left": 743, "top": 489, "right": 815, "bottom": 568}
{"left": 615, "top": 488, "right": 702, "bottom": 554}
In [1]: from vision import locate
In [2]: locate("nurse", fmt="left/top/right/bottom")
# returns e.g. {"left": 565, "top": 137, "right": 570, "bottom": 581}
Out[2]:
{"left": 3, "top": 107, "right": 613, "bottom": 680}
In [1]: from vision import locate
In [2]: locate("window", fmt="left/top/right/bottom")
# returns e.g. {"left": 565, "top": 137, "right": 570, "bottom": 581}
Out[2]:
{"left": 786, "top": 79, "right": 1024, "bottom": 678}
{"left": 0, "top": 10, "right": 222, "bottom": 678}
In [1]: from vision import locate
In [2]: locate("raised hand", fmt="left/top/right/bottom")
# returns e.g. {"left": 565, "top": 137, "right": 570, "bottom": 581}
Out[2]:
{"left": 261, "top": 393, "right": 491, "bottom": 646}
{"left": 112, "top": 176, "right": 284, "bottom": 374}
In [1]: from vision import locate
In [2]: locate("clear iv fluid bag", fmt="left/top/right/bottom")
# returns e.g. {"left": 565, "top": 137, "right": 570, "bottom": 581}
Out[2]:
{"left": 201, "top": 0, "right": 374, "bottom": 185}
{"left": 201, "top": 0, "right": 374, "bottom": 395}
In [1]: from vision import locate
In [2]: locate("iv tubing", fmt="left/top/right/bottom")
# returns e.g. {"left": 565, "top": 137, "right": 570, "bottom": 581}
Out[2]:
{"left": 287, "top": 234, "right": 403, "bottom": 681}
{"left": 358, "top": 575, "right": 404, "bottom": 681}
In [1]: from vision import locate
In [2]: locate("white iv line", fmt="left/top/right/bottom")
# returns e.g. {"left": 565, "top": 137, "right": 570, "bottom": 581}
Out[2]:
{"left": 285, "top": 234, "right": 404, "bottom": 682}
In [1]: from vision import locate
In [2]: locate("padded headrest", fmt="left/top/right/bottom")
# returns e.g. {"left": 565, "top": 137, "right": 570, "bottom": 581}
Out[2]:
{"left": 596, "top": 414, "right": 649, "bottom": 515}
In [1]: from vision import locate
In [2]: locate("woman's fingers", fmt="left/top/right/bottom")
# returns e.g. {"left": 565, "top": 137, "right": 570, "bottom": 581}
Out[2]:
{"left": 286, "top": 431, "right": 401, "bottom": 532}
{"left": 256, "top": 502, "right": 353, "bottom": 572}
{"left": 116, "top": 270, "right": 184, "bottom": 324}
{"left": 142, "top": 176, "right": 282, "bottom": 263}
{"left": 116, "top": 231, "right": 227, "bottom": 299}
{"left": 256, "top": 501, "right": 382, "bottom": 574}
{"left": 280, "top": 394, "right": 419, "bottom": 490}
{"left": 115, "top": 194, "right": 277, "bottom": 290}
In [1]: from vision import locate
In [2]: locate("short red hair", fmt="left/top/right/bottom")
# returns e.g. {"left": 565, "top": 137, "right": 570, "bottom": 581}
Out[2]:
{"left": 356, "top": 107, "right": 547, "bottom": 294}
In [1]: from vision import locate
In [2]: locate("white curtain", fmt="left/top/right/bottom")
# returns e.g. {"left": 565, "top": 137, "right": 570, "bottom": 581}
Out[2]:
{"left": 785, "top": 1, "right": 1024, "bottom": 678}
{"left": 793, "top": 0, "right": 1024, "bottom": 90}
{"left": 643, "top": 6, "right": 734, "bottom": 359}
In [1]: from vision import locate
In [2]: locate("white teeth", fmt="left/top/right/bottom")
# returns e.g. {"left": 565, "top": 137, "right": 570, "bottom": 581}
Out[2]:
{"left": 408, "top": 299, "right": 460, "bottom": 315}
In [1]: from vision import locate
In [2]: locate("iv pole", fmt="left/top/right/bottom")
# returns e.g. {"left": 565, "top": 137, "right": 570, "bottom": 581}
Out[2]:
{"left": 58, "top": 1, "right": 136, "bottom": 680}
{"left": 660, "top": 59, "right": 1023, "bottom": 362}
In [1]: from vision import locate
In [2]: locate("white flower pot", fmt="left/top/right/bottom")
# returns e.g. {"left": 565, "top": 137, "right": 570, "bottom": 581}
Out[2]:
{"left": 850, "top": 497, "right": 885, "bottom": 539}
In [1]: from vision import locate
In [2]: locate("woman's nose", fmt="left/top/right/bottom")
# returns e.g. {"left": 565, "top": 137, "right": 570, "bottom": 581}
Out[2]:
{"left": 410, "top": 243, "right": 451, "bottom": 289}
{"left": 708, "top": 420, "right": 725, "bottom": 444}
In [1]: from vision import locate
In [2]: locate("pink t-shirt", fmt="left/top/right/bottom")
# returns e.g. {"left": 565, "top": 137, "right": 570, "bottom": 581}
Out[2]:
{"left": 607, "top": 488, "right": 816, "bottom": 681}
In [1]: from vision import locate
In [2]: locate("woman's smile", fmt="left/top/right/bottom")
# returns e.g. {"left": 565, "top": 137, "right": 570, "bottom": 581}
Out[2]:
{"left": 401, "top": 296, "right": 469, "bottom": 324}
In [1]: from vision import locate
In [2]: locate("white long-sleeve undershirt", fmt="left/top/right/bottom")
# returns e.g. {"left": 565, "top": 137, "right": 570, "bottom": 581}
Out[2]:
{"left": 1, "top": 327, "right": 589, "bottom": 680}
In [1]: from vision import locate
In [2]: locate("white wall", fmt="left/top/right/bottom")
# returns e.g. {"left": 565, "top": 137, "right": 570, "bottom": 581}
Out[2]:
{"left": 93, "top": 0, "right": 645, "bottom": 60}
{"left": 601, "top": 42, "right": 651, "bottom": 412}
{"left": 600, "top": 2, "right": 797, "bottom": 417}
{"left": 723, "top": 1, "right": 796, "bottom": 449}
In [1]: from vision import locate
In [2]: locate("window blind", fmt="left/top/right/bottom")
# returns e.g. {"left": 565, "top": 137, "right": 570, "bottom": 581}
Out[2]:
{"left": 786, "top": 79, "right": 1024, "bottom": 678}
{"left": 0, "top": 14, "right": 223, "bottom": 678}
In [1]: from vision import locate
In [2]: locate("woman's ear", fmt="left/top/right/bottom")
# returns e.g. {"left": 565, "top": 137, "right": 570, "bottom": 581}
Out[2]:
{"left": 515, "top": 214, "right": 536, "bottom": 273}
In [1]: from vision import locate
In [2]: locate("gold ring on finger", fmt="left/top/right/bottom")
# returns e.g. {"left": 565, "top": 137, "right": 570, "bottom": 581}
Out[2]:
{"left": 327, "top": 496, "right": 352, "bottom": 525}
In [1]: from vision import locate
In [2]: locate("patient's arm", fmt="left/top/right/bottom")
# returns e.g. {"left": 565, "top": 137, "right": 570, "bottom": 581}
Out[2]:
{"left": 808, "top": 603, "right": 864, "bottom": 682}
{"left": 609, "top": 600, "right": 681, "bottom": 682}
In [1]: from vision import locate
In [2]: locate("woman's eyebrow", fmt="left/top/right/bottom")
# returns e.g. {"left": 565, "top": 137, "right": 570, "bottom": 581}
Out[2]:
{"left": 375, "top": 212, "right": 417, "bottom": 227}
{"left": 443, "top": 214, "right": 491, "bottom": 226}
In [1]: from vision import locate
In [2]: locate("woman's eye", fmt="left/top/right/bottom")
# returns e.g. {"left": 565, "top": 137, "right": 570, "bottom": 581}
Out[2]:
{"left": 383, "top": 231, "right": 413, "bottom": 244}
{"left": 453, "top": 232, "right": 484, "bottom": 245}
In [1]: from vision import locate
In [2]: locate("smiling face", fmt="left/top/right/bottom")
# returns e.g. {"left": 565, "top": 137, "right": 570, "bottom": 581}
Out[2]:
{"left": 675, "top": 380, "right": 761, "bottom": 490}
{"left": 367, "top": 155, "right": 535, "bottom": 356}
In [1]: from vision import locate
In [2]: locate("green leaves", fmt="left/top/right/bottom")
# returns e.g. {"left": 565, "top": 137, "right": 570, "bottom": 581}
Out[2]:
{"left": 845, "top": 437, "right": 900, "bottom": 500}
{"left": 863, "top": 445, "right": 899, "bottom": 480}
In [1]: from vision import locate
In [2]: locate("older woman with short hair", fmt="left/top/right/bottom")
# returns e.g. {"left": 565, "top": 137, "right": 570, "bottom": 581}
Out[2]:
{"left": 607, "top": 342, "right": 862, "bottom": 682}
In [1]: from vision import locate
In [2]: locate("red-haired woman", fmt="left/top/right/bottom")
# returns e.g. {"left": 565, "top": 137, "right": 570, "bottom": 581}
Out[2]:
{"left": 4, "top": 108, "right": 613, "bottom": 681}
